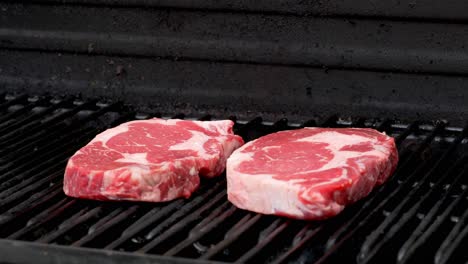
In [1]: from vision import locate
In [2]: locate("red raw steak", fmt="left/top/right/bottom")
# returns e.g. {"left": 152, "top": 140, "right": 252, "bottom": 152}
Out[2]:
{"left": 64, "top": 118, "right": 243, "bottom": 202}
{"left": 226, "top": 127, "right": 398, "bottom": 220}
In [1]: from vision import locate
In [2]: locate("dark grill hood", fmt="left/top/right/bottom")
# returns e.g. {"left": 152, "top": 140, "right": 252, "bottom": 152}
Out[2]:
{"left": 1, "top": 1, "right": 467, "bottom": 125}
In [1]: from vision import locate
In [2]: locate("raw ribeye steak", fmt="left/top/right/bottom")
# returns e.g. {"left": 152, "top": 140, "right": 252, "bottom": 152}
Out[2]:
{"left": 227, "top": 128, "right": 398, "bottom": 220}
{"left": 64, "top": 118, "right": 244, "bottom": 202}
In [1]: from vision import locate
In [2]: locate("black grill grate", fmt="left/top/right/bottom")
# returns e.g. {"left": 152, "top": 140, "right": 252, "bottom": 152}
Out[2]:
{"left": 0, "top": 94, "right": 467, "bottom": 264}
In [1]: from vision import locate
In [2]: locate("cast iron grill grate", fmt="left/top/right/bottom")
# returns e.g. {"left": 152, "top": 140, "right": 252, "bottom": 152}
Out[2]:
{"left": 0, "top": 94, "right": 467, "bottom": 264}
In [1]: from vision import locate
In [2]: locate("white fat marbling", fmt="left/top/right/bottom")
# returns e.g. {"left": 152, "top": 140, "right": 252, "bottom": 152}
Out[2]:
{"left": 115, "top": 153, "right": 149, "bottom": 164}
{"left": 297, "top": 129, "right": 372, "bottom": 150}
{"left": 169, "top": 130, "right": 211, "bottom": 157}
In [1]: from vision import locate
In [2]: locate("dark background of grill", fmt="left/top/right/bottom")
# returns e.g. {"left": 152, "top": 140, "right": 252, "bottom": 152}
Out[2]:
{"left": 0, "top": 1, "right": 467, "bottom": 125}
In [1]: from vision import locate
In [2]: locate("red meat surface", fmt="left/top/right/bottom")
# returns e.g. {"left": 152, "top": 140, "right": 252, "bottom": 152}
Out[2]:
{"left": 64, "top": 118, "right": 243, "bottom": 202}
{"left": 227, "top": 128, "right": 398, "bottom": 220}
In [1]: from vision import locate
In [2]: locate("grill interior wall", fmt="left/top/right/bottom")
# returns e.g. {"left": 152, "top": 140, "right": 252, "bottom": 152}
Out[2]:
{"left": 0, "top": 1, "right": 467, "bottom": 125}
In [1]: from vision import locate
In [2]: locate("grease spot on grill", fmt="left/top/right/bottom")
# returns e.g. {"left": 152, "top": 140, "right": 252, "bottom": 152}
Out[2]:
{"left": 193, "top": 242, "right": 208, "bottom": 253}
{"left": 450, "top": 216, "right": 459, "bottom": 223}
{"left": 131, "top": 236, "right": 146, "bottom": 244}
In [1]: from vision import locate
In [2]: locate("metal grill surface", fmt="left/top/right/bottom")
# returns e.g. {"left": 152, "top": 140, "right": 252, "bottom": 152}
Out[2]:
{"left": 0, "top": 95, "right": 467, "bottom": 264}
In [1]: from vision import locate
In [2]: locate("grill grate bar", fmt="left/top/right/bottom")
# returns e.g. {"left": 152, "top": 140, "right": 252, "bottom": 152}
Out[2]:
{"left": 0, "top": 124, "right": 94, "bottom": 163}
{"left": 0, "top": 184, "right": 63, "bottom": 226}
{"left": 0, "top": 100, "right": 120, "bottom": 156}
{"left": 0, "top": 129, "right": 95, "bottom": 185}
{"left": 434, "top": 193, "right": 468, "bottom": 264}
{"left": 199, "top": 213, "right": 262, "bottom": 260}
{"left": 396, "top": 122, "right": 445, "bottom": 172}
{"left": 0, "top": 170, "right": 63, "bottom": 207}
{"left": 0, "top": 101, "right": 60, "bottom": 135}
{"left": 163, "top": 201, "right": 235, "bottom": 257}
{"left": 357, "top": 156, "right": 468, "bottom": 263}
{"left": 236, "top": 219, "right": 290, "bottom": 263}
{"left": 357, "top": 125, "right": 468, "bottom": 262}
{"left": 0, "top": 97, "right": 49, "bottom": 125}
{"left": 225, "top": 213, "right": 258, "bottom": 239}
{"left": 0, "top": 95, "right": 466, "bottom": 263}
{"left": 37, "top": 206, "right": 104, "bottom": 243}
{"left": 189, "top": 199, "right": 232, "bottom": 234}
{"left": 104, "top": 180, "right": 226, "bottom": 250}
{"left": 72, "top": 206, "right": 140, "bottom": 247}
{"left": 0, "top": 157, "right": 64, "bottom": 193}
{"left": 0, "top": 94, "right": 28, "bottom": 112}
{"left": 0, "top": 100, "right": 99, "bottom": 148}
{"left": 394, "top": 121, "right": 419, "bottom": 146}
{"left": 0, "top": 99, "right": 71, "bottom": 146}
{"left": 0, "top": 124, "right": 94, "bottom": 173}
{"left": 103, "top": 203, "right": 182, "bottom": 249}
{"left": 7, "top": 198, "right": 75, "bottom": 240}
{"left": 398, "top": 164, "right": 468, "bottom": 263}
{"left": 138, "top": 188, "right": 227, "bottom": 253}
{"left": 72, "top": 207, "right": 126, "bottom": 247}
{"left": 271, "top": 225, "right": 323, "bottom": 264}
{"left": 121, "top": 203, "right": 182, "bottom": 237}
